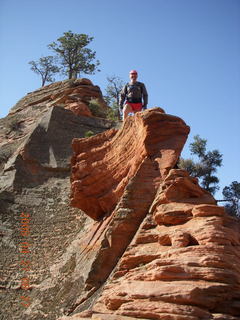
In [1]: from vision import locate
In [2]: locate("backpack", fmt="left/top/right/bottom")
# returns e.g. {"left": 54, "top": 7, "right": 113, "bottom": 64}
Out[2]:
{"left": 125, "top": 82, "right": 143, "bottom": 103}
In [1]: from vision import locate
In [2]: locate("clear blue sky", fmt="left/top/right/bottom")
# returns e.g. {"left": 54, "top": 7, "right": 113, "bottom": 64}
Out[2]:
{"left": 0, "top": 0, "right": 239, "bottom": 198}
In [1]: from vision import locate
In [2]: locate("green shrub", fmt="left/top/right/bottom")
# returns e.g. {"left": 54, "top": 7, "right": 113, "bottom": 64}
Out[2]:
{"left": 7, "top": 118, "right": 21, "bottom": 133}
{"left": 106, "top": 103, "right": 120, "bottom": 122}
{"left": 88, "top": 98, "right": 106, "bottom": 118}
{"left": 84, "top": 130, "right": 94, "bottom": 138}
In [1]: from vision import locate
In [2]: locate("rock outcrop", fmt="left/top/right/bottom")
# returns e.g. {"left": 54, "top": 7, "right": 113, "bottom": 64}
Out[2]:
{"left": 89, "top": 169, "right": 240, "bottom": 320}
{"left": 71, "top": 108, "right": 190, "bottom": 220}
{"left": 63, "top": 109, "right": 240, "bottom": 320}
{"left": 1, "top": 81, "right": 240, "bottom": 320}
{"left": 8, "top": 78, "right": 107, "bottom": 117}
{"left": 0, "top": 80, "right": 113, "bottom": 320}
{"left": 0, "top": 79, "right": 111, "bottom": 191}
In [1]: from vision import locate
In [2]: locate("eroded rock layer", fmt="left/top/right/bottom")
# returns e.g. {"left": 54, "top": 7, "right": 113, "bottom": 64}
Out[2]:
{"left": 65, "top": 170, "right": 240, "bottom": 320}
{"left": 9, "top": 78, "right": 108, "bottom": 117}
{"left": 2, "top": 82, "right": 239, "bottom": 320}
{"left": 89, "top": 170, "right": 240, "bottom": 320}
{"left": 71, "top": 108, "right": 190, "bottom": 220}
{"left": 0, "top": 80, "right": 113, "bottom": 320}
{"left": 64, "top": 110, "right": 240, "bottom": 320}
{"left": 0, "top": 78, "right": 110, "bottom": 187}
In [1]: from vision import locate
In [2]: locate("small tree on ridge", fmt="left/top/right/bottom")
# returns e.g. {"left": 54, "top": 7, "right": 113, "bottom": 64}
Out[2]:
{"left": 48, "top": 30, "right": 100, "bottom": 79}
{"left": 104, "top": 75, "right": 124, "bottom": 121}
{"left": 29, "top": 56, "right": 60, "bottom": 87}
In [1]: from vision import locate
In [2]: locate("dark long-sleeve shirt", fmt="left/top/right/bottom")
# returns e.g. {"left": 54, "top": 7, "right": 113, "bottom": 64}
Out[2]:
{"left": 119, "top": 81, "right": 148, "bottom": 107}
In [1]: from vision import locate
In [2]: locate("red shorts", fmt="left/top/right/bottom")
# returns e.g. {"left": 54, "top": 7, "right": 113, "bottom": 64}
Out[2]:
{"left": 126, "top": 102, "right": 142, "bottom": 112}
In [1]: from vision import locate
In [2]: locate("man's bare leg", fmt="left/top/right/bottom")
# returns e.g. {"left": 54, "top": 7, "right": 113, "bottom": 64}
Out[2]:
{"left": 123, "top": 104, "right": 132, "bottom": 121}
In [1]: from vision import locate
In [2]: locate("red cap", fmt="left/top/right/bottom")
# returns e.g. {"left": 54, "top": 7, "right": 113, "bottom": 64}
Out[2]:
{"left": 129, "top": 70, "right": 138, "bottom": 74}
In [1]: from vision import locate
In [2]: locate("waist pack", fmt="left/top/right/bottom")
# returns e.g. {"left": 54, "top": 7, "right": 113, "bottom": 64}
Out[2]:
{"left": 126, "top": 97, "right": 142, "bottom": 103}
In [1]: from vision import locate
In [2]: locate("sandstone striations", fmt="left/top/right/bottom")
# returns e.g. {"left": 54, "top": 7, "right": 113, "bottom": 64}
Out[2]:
{"left": 8, "top": 78, "right": 107, "bottom": 117}
{"left": 71, "top": 108, "right": 190, "bottom": 220}
{"left": 63, "top": 109, "right": 240, "bottom": 320}
{"left": 0, "top": 80, "right": 113, "bottom": 320}
{"left": 90, "top": 169, "right": 240, "bottom": 320}
{"left": 0, "top": 79, "right": 111, "bottom": 191}
{"left": 1, "top": 81, "right": 240, "bottom": 320}
{"left": 54, "top": 108, "right": 189, "bottom": 318}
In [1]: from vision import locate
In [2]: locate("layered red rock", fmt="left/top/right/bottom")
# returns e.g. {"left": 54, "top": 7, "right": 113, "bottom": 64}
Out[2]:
{"left": 58, "top": 108, "right": 240, "bottom": 320}
{"left": 55, "top": 108, "right": 190, "bottom": 317}
{"left": 0, "top": 79, "right": 112, "bottom": 190}
{"left": 71, "top": 108, "right": 190, "bottom": 220}
{"left": 65, "top": 102, "right": 93, "bottom": 117}
{"left": 0, "top": 79, "right": 115, "bottom": 320}
{"left": 46, "top": 79, "right": 108, "bottom": 117}
{"left": 9, "top": 78, "right": 108, "bottom": 117}
{"left": 89, "top": 170, "right": 240, "bottom": 320}
{"left": 3, "top": 80, "right": 239, "bottom": 320}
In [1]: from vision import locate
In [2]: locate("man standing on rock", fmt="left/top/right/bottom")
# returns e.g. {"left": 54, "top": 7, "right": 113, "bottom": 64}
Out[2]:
{"left": 119, "top": 70, "right": 148, "bottom": 121}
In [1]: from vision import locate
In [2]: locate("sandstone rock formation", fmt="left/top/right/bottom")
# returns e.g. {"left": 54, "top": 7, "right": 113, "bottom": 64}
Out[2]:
{"left": 1, "top": 82, "right": 240, "bottom": 320}
{"left": 0, "top": 80, "right": 113, "bottom": 320}
{"left": 71, "top": 108, "right": 190, "bottom": 220}
{"left": 89, "top": 169, "right": 240, "bottom": 320}
{"left": 9, "top": 78, "right": 108, "bottom": 117}
{"left": 0, "top": 79, "right": 111, "bottom": 191}
{"left": 62, "top": 109, "right": 239, "bottom": 320}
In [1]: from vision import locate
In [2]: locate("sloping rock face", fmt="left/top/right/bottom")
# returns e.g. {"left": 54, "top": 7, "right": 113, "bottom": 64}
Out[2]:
{"left": 13, "top": 108, "right": 188, "bottom": 320}
{"left": 8, "top": 78, "right": 107, "bottom": 117}
{"left": 71, "top": 109, "right": 190, "bottom": 220}
{"left": 1, "top": 106, "right": 112, "bottom": 191}
{"left": 61, "top": 109, "right": 240, "bottom": 320}
{"left": 0, "top": 80, "right": 114, "bottom": 320}
{"left": 0, "top": 78, "right": 109, "bottom": 182}
{"left": 1, "top": 87, "right": 239, "bottom": 320}
{"left": 90, "top": 170, "right": 240, "bottom": 320}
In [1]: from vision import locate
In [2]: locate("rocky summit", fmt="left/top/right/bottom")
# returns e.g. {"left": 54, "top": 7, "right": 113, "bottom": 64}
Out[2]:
{"left": 1, "top": 80, "right": 240, "bottom": 320}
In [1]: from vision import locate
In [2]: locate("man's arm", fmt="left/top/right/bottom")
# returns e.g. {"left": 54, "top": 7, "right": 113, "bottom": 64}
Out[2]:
{"left": 142, "top": 83, "right": 148, "bottom": 109}
{"left": 119, "top": 84, "right": 127, "bottom": 109}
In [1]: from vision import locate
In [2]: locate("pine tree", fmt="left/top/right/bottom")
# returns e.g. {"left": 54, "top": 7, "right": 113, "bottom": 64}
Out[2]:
{"left": 179, "top": 135, "right": 223, "bottom": 194}
{"left": 222, "top": 181, "right": 240, "bottom": 217}
{"left": 48, "top": 31, "right": 100, "bottom": 79}
{"left": 29, "top": 56, "right": 60, "bottom": 86}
